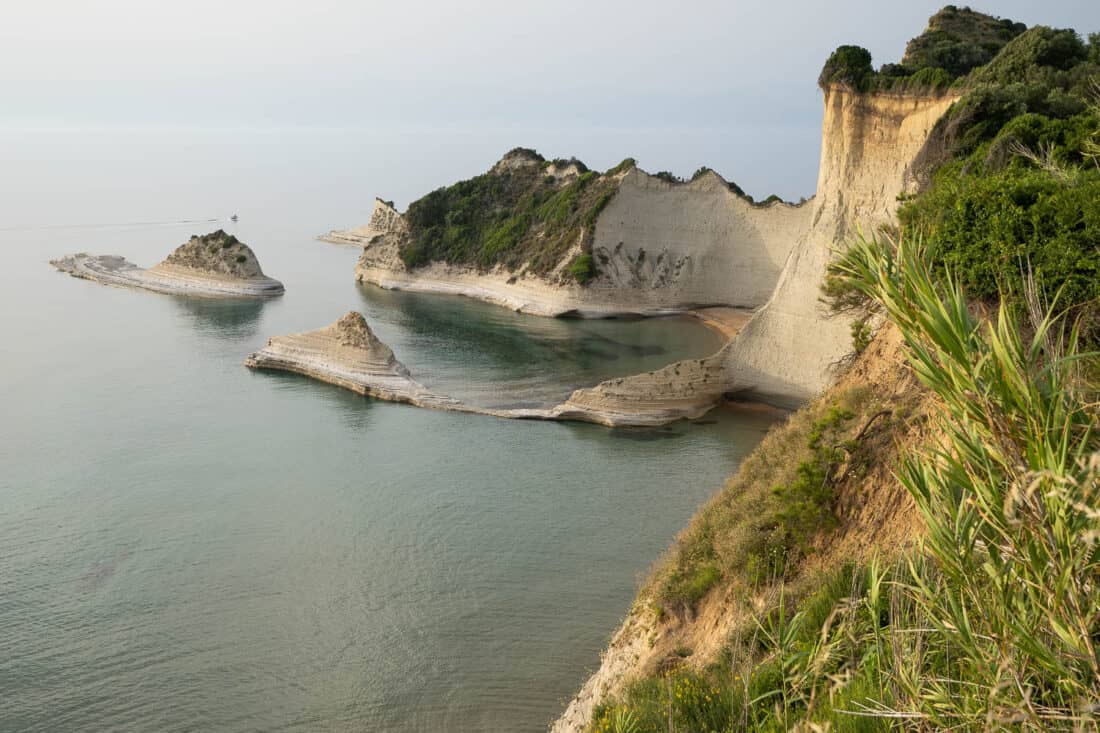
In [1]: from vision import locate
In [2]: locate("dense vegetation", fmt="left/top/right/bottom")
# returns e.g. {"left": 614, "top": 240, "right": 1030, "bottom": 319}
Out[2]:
{"left": 902, "top": 24, "right": 1100, "bottom": 338}
{"left": 591, "top": 234, "right": 1100, "bottom": 733}
{"left": 820, "top": 6, "right": 1027, "bottom": 93}
{"left": 823, "top": 8, "right": 1100, "bottom": 340}
{"left": 399, "top": 148, "right": 625, "bottom": 282}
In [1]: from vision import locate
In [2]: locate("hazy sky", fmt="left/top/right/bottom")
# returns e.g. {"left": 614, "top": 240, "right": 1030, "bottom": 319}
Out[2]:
{"left": 5, "top": 1, "right": 1099, "bottom": 200}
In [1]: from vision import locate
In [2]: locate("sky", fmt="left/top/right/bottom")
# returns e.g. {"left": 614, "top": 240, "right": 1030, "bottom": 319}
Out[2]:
{"left": 4, "top": 1, "right": 1100, "bottom": 201}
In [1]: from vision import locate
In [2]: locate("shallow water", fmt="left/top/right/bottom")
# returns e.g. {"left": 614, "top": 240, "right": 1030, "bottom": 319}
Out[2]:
{"left": 0, "top": 128, "right": 780, "bottom": 732}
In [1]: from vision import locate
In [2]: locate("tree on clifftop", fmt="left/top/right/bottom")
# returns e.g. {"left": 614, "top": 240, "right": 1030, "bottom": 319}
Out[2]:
{"left": 818, "top": 45, "right": 873, "bottom": 90}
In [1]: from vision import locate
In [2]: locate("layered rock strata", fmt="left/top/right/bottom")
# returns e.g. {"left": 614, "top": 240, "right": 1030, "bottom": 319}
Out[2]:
{"left": 245, "top": 312, "right": 464, "bottom": 409}
{"left": 558, "top": 88, "right": 960, "bottom": 421}
{"left": 51, "top": 230, "right": 284, "bottom": 298}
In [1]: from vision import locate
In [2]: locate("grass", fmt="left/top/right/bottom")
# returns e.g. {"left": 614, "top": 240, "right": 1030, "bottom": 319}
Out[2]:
{"left": 591, "top": 13, "right": 1100, "bottom": 732}
{"left": 567, "top": 253, "right": 598, "bottom": 284}
{"left": 649, "top": 379, "right": 904, "bottom": 610}
{"left": 824, "top": 233, "right": 1100, "bottom": 728}
{"left": 593, "top": 234, "right": 1100, "bottom": 731}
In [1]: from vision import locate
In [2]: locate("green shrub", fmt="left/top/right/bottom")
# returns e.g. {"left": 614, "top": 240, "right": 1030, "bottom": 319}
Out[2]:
{"left": 901, "top": 6, "right": 1026, "bottom": 77}
{"left": 752, "top": 406, "right": 852, "bottom": 577}
{"left": 818, "top": 45, "right": 873, "bottom": 90}
{"left": 825, "top": 233, "right": 1100, "bottom": 729}
{"left": 850, "top": 319, "right": 873, "bottom": 354}
{"left": 970, "top": 26, "right": 1088, "bottom": 84}
{"left": 478, "top": 214, "right": 529, "bottom": 265}
{"left": 583, "top": 191, "right": 615, "bottom": 228}
{"left": 398, "top": 151, "right": 618, "bottom": 275}
{"left": 900, "top": 163, "right": 1100, "bottom": 337}
{"left": 567, "top": 253, "right": 598, "bottom": 284}
{"left": 606, "top": 158, "right": 636, "bottom": 175}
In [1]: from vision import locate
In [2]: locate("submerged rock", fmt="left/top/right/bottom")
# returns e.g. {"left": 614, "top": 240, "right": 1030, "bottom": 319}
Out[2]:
{"left": 51, "top": 230, "right": 284, "bottom": 297}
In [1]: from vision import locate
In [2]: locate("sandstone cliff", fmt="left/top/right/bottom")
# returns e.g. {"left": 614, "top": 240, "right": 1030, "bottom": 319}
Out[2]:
{"left": 556, "top": 88, "right": 959, "bottom": 425}
{"left": 328, "top": 164, "right": 809, "bottom": 318}
{"left": 328, "top": 86, "right": 955, "bottom": 417}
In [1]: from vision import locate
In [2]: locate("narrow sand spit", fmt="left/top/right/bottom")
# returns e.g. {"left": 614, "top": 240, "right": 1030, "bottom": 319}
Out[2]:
{"left": 51, "top": 231, "right": 284, "bottom": 298}
{"left": 245, "top": 311, "right": 754, "bottom": 427}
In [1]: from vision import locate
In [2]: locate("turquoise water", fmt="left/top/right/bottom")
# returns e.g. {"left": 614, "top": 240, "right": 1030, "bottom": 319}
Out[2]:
{"left": 0, "top": 129, "right": 780, "bottom": 732}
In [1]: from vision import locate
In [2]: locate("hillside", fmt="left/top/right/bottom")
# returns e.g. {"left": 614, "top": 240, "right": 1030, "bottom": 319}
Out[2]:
{"left": 554, "top": 7, "right": 1100, "bottom": 732}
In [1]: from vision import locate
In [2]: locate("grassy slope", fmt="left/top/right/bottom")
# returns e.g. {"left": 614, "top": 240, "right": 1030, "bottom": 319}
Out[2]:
{"left": 587, "top": 8, "right": 1100, "bottom": 732}
{"left": 589, "top": 324, "right": 934, "bottom": 732}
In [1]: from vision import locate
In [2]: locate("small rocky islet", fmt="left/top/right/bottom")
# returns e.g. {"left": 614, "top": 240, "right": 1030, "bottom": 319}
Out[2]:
{"left": 51, "top": 229, "right": 284, "bottom": 297}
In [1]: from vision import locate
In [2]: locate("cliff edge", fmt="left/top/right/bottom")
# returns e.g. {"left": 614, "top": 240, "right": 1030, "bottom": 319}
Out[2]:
{"left": 556, "top": 87, "right": 958, "bottom": 425}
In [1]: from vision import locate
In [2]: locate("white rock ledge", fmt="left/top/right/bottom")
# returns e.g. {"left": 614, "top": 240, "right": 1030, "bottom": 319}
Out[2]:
{"left": 51, "top": 254, "right": 285, "bottom": 298}
{"left": 51, "top": 230, "right": 284, "bottom": 298}
{"left": 245, "top": 311, "right": 744, "bottom": 427}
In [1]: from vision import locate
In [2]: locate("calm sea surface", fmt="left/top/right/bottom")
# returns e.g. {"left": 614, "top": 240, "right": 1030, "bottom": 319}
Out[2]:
{"left": 0, "top": 128, "right": 779, "bottom": 732}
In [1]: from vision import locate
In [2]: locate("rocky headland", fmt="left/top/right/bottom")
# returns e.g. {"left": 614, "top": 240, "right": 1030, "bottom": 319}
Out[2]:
{"left": 328, "top": 161, "right": 808, "bottom": 319}
{"left": 51, "top": 230, "right": 284, "bottom": 297}
{"left": 324, "top": 84, "right": 956, "bottom": 424}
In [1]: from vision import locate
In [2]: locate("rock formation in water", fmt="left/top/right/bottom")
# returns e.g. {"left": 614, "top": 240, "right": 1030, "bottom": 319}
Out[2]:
{"left": 324, "top": 159, "right": 807, "bottom": 318}
{"left": 324, "top": 82, "right": 954, "bottom": 419}
{"left": 246, "top": 311, "right": 750, "bottom": 426}
{"left": 51, "top": 230, "right": 284, "bottom": 297}
{"left": 244, "top": 311, "right": 461, "bottom": 407}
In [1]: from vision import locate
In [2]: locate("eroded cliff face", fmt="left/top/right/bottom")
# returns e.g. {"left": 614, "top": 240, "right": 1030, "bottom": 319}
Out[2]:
{"left": 716, "top": 88, "right": 960, "bottom": 403}
{"left": 559, "top": 88, "right": 959, "bottom": 423}
{"left": 329, "top": 166, "right": 809, "bottom": 317}
{"left": 587, "top": 169, "right": 809, "bottom": 310}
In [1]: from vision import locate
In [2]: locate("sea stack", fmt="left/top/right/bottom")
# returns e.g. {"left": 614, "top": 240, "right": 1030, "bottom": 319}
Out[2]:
{"left": 245, "top": 311, "right": 463, "bottom": 409}
{"left": 51, "top": 230, "right": 284, "bottom": 297}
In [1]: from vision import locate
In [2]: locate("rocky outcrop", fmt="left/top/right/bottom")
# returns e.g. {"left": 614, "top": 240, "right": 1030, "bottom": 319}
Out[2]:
{"left": 332, "top": 165, "right": 809, "bottom": 318}
{"left": 245, "top": 312, "right": 461, "bottom": 407}
{"left": 319, "top": 198, "right": 405, "bottom": 247}
{"left": 51, "top": 230, "right": 284, "bottom": 298}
